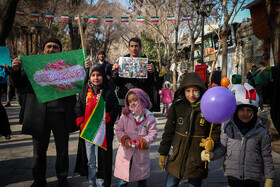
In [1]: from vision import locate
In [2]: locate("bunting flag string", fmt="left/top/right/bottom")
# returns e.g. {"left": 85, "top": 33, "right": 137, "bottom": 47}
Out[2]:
{"left": 15, "top": 10, "right": 192, "bottom": 23}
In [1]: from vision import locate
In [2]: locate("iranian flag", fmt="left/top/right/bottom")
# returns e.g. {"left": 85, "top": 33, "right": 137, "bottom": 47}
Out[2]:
{"left": 183, "top": 15, "right": 191, "bottom": 21}
{"left": 167, "top": 16, "right": 175, "bottom": 21}
{"left": 105, "top": 17, "right": 113, "bottom": 22}
{"left": 61, "top": 15, "right": 69, "bottom": 21}
{"left": 45, "top": 13, "right": 54, "bottom": 20}
{"left": 137, "top": 17, "right": 145, "bottom": 23}
{"left": 16, "top": 10, "right": 24, "bottom": 16}
{"left": 89, "top": 16, "right": 98, "bottom": 22}
{"left": 121, "top": 17, "right": 129, "bottom": 22}
{"left": 151, "top": 17, "right": 159, "bottom": 22}
{"left": 31, "top": 12, "right": 39, "bottom": 18}
{"left": 74, "top": 15, "right": 82, "bottom": 21}
{"left": 80, "top": 92, "right": 107, "bottom": 150}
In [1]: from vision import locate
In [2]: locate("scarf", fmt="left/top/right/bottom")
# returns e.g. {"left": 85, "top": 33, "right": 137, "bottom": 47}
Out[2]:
{"left": 88, "top": 79, "right": 102, "bottom": 95}
{"left": 129, "top": 105, "right": 146, "bottom": 125}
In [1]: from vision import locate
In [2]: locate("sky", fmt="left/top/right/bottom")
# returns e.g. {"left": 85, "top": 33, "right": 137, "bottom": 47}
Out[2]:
{"left": 233, "top": 8, "right": 251, "bottom": 22}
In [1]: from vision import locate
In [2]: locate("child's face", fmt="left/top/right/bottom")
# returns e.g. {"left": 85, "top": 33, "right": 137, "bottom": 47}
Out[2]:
{"left": 238, "top": 107, "right": 254, "bottom": 123}
{"left": 184, "top": 86, "right": 200, "bottom": 103}
{"left": 165, "top": 84, "right": 169, "bottom": 89}
{"left": 127, "top": 93, "right": 139, "bottom": 110}
{"left": 90, "top": 70, "right": 103, "bottom": 86}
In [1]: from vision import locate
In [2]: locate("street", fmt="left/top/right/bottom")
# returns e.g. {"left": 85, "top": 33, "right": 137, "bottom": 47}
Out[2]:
{"left": 0, "top": 100, "right": 280, "bottom": 187}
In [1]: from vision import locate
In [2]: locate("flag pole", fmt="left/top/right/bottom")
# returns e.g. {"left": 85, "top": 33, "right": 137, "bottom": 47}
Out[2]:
{"left": 77, "top": 15, "right": 86, "bottom": 61}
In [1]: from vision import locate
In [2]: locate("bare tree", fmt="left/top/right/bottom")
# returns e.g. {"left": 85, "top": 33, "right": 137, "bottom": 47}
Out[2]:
{"left": 0, "top": 0, "right": 20, "bottom": 46}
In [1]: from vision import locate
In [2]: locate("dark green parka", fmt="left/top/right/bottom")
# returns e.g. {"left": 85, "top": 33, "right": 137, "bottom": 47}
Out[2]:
{"left": 158, "top": 72, "right": 221, "bottom": 179}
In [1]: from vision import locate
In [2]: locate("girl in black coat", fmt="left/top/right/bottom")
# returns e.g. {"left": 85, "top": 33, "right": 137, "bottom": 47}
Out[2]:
{"left": 74, "top": 64, "right": 119, "bottom": 187}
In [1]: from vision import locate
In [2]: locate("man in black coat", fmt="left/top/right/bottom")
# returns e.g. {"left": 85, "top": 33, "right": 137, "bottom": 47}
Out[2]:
{"left": 11, "top": 38, "right": 78, "bottom": 187}
{"left": 111, "top": 38, "right": 156, "bottom": 115}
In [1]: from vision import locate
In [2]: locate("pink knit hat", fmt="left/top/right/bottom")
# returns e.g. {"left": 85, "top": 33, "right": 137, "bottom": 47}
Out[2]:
{"left": 122, "top": 88, "right": 152, "bottom": 116}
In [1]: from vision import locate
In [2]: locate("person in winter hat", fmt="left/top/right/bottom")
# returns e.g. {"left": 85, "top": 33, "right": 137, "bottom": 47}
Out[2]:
{"left": 159, "top": 81, "right": 173, "bottom": 115}
{"left": 201, "top": 83, "right": 275, "bottom": 187}
{"left": 158, "top": 72, "right": 221, "bottom": 187}
{"left": 74, "top": 64, "right": 119, "bottom": 187}
{"left": 114, "top": 88, "right": 157, "bottom": 186}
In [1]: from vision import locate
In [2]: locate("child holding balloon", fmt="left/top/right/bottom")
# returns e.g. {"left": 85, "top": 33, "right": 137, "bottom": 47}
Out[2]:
{"left": 158, "top": 72, "right": 221, "bottom": 187}
{"left": 201, "top": 83, "right": 275, "bottom": 187}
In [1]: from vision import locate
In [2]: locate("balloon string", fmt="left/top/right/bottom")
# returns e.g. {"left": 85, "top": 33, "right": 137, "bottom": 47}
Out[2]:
{"left": 205, "top": 123, "right": 214, "bottom": 169}
{"left": 209, "top": 123, "right": 214, "bottom": 138}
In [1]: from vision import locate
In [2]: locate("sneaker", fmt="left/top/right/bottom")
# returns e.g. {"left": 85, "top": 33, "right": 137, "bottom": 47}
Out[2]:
{"left": 5, "top": 135, "right": 11, "bottom": 140}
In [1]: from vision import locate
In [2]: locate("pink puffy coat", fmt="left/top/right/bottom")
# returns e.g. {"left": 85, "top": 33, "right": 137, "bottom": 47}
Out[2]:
{"left": 160, "top": 88, "right": 173, "bottom": 104}
{"left": 114, "top": 110, "right": 157, "bottom": 182}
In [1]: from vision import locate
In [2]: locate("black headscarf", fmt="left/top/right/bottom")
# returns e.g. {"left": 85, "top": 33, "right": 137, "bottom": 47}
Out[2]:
{"left": 233, "top": 104, "right": 258, "bottom": 135}
{"left": 87, "top": 64, "right": 111, "bottom": 96}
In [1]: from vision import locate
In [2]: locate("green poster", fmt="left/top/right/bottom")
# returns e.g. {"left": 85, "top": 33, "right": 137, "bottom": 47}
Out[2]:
{"left": 19, "top": 49, "right": 86, "bottom": 103}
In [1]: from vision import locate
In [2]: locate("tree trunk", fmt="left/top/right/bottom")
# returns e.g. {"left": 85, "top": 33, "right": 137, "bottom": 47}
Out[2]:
{"left": 265, "top": 0, "right": 280, "bottom": 66}
{"left": 190, "top": 39, "right": 195, "bottom": 72}
{"left": 0, "top": 0, "right": 20, "bottom": 46}
{"left": 221, "top": 30, "right": 228, "bottom": 78}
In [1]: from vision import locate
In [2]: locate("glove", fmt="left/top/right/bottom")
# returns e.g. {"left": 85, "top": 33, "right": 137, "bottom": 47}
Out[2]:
{"left": 159, "top": 155, "right": 166, "bottom": 170}
{"left": 105, "top": 112, "right": 111, "bottom": 123}
{"left": 200, "top": 138, "right": 215, "bottom": 151}
{"left": 265, "top": 179, "right": 273, "bottom": 187}
{"left": 201, "top": 150, "right": 214, "bottom": 162}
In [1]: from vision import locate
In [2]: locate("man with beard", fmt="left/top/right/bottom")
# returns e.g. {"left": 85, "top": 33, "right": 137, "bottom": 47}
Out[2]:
{"left": 11, "top": 38, "right": 78, "bottom": 187}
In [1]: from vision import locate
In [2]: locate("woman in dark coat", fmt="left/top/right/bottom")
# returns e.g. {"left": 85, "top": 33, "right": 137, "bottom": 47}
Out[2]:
{"left": 74, "top": 64, "right": 119, "bottom": 187}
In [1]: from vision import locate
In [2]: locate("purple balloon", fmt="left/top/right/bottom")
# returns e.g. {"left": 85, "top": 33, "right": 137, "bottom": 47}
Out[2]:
{"left": 201, "top": 86, "right": 236, "bottom": 124}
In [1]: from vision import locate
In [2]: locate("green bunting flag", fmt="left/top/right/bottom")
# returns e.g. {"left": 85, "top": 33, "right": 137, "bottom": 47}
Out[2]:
{"left": 105, "top": 17, "right": 113, "bottom": 22}
{"left": 61, "top": 15, "right": 69, "bottom": 20}
{"left": 183, "top": 15, "right": 191, "bottom": 21}
{"left": 137, "top": 17, "right": 145, "bottom": 23}
{"left": 19, "top": 49, "right": 86, "bottom": 103}
{"left": 151, "top": 17, "right": 159, "bottom": 22}
{"left": 89, "top": 16, "right": 98, "bottom": 22}
{"left": 121, "top": 17, "right": 129, "bottom": 22}
{"left": 167, "top": 16, "right": 175, "bottom": 21}
{"left": 16, "top": 10, "right": 24, "bottom": 16}
{"left": 31, "top": 12, "right": 39, "bottom": 18}
{"left": 45, "top": 13, "right": 54, "bottom": 20}
{"left": 80, "top": 91, "right": 107, "bottom": 150}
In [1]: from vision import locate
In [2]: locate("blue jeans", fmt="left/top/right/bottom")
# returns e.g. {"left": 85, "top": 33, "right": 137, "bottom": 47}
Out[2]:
{"left": 165, "top": 173, "right": 202, "bottom": 187}
{"left": 85, "top": 141, "right": 97, "bottom": 186}
{"left": 118, "top": 179, "right": 147, "bottom": 187}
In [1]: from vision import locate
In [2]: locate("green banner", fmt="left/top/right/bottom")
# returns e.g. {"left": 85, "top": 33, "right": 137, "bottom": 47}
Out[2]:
{"left": 19, "top": 49, "right": 86, "bottom": 103}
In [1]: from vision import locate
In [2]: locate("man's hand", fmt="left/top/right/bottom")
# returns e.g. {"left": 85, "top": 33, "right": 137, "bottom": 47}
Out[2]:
{"left": 147, "top": 64, "right": 154, "bottom": 73}
{"left": 12, "top": 58, "right": 22, "bottom": 72}
{"left": 256, "top": 67, "right": 265, "bottom": 75}
{"left": 112, "top": 64, "right": 120, "bottom": 74}
{"left": 159, "top": 155, "right": 166, "bottom": 170}
{"left": 84, "top": 57, "right": 92, "bottom": 69}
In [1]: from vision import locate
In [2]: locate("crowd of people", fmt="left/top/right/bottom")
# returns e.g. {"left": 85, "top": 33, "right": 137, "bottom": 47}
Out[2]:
{"left": 0, "top": 37, "right": 278, "bottom": 187}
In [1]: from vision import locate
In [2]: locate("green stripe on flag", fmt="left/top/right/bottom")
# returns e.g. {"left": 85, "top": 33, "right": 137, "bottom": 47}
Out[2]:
{"left": 80, "top": 93, "right": 105, "bottom": 141}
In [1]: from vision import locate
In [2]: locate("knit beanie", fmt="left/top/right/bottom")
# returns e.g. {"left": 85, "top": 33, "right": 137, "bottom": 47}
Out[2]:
{"left": 42, "top": 38, "right": 62, "bottom": 51}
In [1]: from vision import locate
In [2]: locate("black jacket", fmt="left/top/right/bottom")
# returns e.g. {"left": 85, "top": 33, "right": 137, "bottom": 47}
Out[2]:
{"left": 111, "top": 55, "right": 156, "bottom": 108}
{"left": 10, "top": 69, "right": 78, "bottom": 136}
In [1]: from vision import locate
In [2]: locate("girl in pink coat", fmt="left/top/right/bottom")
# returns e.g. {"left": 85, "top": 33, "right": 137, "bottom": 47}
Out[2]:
{"left": 114, "top": 88, "right": 157, "bottom": 186}
{"left": 159, "top": 81, "right": 173, "bottom": 115}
